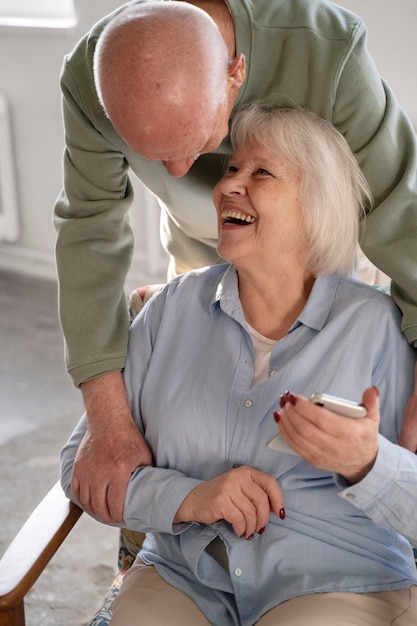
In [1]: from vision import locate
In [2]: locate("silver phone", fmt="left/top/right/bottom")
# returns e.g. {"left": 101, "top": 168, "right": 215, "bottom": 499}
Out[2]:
{"left": 309, "top": 393, "right": 367, "bottom": 418}
{"left": 267, "top": 392, "right": 367, "bottom": 455}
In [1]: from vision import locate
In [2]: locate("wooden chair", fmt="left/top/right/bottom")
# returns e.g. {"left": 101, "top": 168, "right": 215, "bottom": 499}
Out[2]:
{"left": 0, "top": 482, "right": 145, "bottom": 626}
{"left": 0, "top": 482, "right": 82, "bottom": 626}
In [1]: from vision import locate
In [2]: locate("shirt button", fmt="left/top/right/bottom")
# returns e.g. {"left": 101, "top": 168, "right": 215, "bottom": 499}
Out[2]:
{"left": 234, "top": 568, "right": 243, "bottom": 577}
{"left": 270, "top": 370, "right": 277, "bottom": 376}
{"left": 346, "top": 493, "right": 356, "bottom": 500}
{"left": 245, "top": 399, "right": 253, "bottom": 408}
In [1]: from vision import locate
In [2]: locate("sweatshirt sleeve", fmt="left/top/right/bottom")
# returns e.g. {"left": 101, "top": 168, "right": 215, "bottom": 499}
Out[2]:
{"left": 332, "top": 24, "right": 417, "bottom": 345}
{"left": 53, "top": 55, "right": 134, "bottom": 386}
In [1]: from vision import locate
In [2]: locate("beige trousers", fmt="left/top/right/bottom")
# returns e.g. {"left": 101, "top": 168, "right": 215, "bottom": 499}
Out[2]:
{"left": 110, "top": 562, "right": 417, "bottom": 626}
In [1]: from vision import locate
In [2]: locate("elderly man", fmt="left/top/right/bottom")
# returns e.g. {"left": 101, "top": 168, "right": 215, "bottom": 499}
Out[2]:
{"left": 54, "top": 0, "right": 417, "bottom": 524}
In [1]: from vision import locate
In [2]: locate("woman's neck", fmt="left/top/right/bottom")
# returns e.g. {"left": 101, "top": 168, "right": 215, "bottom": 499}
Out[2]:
{"left": 238, "top": 269, "right": 315, "bottom": 341}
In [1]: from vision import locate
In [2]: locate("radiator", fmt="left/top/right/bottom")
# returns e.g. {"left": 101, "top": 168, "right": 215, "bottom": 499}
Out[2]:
{"left": 0, "top": 93, "right": 19, "bottom": 242}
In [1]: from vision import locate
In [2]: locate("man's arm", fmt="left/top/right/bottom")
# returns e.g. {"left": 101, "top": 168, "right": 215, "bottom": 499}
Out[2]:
{"left": 55, "top": 45, "right": 153, "bottom": 517}
{"left": 54, "top": 52, "right": 136, "bottom": 386}
{"left": 331, "top": 27, "right": 417, "bottom": 450}
{"left": 332, "top": 30, "right": 417, "bottom": 345}
{"left": 73, "top": 372, "right": 153, "bottom": 523}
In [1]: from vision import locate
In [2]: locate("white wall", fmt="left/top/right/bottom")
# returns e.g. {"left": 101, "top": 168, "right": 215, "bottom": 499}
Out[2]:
{"left": 0, "top": 0, "right": 168, "bottom": 288}
{"left": 338, "top": 0, "right": 416, "bottom": 128}
{"left": 0, "top": 1, "right": 415, "bottom": 285}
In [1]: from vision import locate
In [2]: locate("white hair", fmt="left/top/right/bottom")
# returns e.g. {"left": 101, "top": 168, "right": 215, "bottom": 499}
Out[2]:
{"left": 229, "top": 104, "right": 372, "bottom": 275}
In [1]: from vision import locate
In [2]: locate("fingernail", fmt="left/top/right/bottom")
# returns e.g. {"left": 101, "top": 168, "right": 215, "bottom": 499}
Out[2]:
{"left": 372, "top": 386, "right": 379, "bottom": 397}
{"left": 247, "top": 534, "right": 254, "bottom": 541}
{"left": 280, "top": 391, "right": 290, "bottom": 408}
{"left": 273, "top": 411, "right": 281, "bottom": 423}
{"left": 288, "top": 393, "right": 297, "bottom": 406}
{"left": 258, "top": 526, "right": 266, "bottom": 535}
{"left": 279, "top": 507, "right": 286, "bottom": 520}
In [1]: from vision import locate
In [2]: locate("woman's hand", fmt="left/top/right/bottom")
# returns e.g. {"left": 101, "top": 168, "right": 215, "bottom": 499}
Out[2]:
{"left": 276, "top": 387, "right": 380, "bottom": 483}
{"left": 174, "top": 466, "right": 285, "bottom": 539}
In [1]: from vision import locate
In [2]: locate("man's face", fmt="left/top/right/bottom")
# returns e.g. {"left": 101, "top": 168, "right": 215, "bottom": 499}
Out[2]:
{"left": 119, "top": 97, "right": 231, "bottom": 177}
{"left": 103, "top": 47, "right": 245, "bottom": 176}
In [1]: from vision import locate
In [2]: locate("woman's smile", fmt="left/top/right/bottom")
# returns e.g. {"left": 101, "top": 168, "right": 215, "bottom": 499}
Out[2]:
{"left": 221, "top": 206, "right": 257, "bottom": 226}
{"left": 213, "top": 142, "right": 305, "bottom": 268}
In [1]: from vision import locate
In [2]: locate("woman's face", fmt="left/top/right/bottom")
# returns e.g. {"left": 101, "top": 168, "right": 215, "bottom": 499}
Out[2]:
{"left": 213, "top": 142, "right": 308, "bottom": 273}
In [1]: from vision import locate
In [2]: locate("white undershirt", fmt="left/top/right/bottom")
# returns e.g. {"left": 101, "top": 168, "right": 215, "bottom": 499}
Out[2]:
{"left": 247, "top": 323, "right": 276, "bottom": 386}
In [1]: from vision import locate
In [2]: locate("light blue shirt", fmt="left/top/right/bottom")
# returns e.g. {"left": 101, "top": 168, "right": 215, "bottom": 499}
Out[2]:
{"left": 61, "top": 265, "right": 417, "bottom": 626}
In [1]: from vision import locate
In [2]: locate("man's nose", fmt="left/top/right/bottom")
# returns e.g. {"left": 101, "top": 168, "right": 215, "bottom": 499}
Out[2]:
{"left": 162, "top": 156, "right": 196, "bottom": 177}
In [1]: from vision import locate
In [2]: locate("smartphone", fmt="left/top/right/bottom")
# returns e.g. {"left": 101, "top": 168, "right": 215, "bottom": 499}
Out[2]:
{"left": 267, "top": 392, "right": 367, "bottom": 455}
{"left": 309, "top": 393, "right": 367, "bottom": 418}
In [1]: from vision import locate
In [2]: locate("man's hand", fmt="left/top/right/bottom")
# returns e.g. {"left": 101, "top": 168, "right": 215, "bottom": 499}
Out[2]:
{"left": 174, "top": 466, "right": 285, "bottom": 539}
{"left": 72, "top": 371, "right": 153, "bottom": 524}
{"left": 277, "top": 387, "right": 380, "bottom": 484}
{"left": 398, "top": 362, "right": 417, "bottom": 453}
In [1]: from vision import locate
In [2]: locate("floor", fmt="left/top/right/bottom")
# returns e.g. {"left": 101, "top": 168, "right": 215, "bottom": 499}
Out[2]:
{"left": 0, "top": 270, "right": 119, "bottom": 625}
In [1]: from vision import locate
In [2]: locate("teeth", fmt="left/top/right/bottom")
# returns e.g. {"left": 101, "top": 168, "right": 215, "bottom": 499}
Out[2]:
{"left": 221, "top": 209, "right": 256, "bottom": 224}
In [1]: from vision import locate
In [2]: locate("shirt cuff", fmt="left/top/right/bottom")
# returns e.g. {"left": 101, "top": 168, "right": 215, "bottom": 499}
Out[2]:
{"left": 335, "top": 435, "right": 400, "bottom": 508}
{"left": 123, "top": 466, "right": 203, "bottom": 534}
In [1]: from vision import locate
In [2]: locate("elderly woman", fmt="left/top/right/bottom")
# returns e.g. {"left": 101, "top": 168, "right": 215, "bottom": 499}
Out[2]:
{"left": 61, "top": 105, "right": 417, "bottom": 625}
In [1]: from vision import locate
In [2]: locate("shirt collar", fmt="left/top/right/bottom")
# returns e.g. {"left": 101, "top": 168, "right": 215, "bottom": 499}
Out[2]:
{"left": 296, "top": 273, "right": 340, "bottom": 332}
{"left": 210, "top": 265, "right": 340, "bottom": 333}
{"left": 211, "top": 264, "right": 245, "bottom": 322}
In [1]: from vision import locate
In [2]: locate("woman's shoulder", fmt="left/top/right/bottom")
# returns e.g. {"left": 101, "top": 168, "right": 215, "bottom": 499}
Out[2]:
{"left": 153, "top": 263, "right": 232, "bottom": 307}
{"left": 336, "top": 274, "right": 391, "bottom": 299}
{"left": 334, "top": 274, "right": 401, "bottom": 323}
{"left": 164, "top": 263, "right": 229, "bottom": 291}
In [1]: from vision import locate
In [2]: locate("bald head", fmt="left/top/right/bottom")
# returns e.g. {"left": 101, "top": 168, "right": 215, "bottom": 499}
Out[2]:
{"left": 94, "top": 1, "right": 241, "bottom": 172}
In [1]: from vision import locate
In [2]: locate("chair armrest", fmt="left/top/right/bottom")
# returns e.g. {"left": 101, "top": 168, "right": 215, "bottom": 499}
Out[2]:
{"left": 0, "top": 481, "right": 82, "bottom": 615}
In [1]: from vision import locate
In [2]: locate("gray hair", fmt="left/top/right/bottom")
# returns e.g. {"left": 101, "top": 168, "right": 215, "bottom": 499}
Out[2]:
{"left": 229, "top": 104, "right": 372, "bottom": 275}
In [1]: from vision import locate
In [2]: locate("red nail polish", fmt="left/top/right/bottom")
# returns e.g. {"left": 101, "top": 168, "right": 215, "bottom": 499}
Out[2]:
{"left": 273, "top": 411, "right": 281, "bottom": 423}
{"left": 258, "top": 526, "right": 266, "bottom": 535}
{"left": 247, "top": 534, "right": 254, "bottom": 541}
{"left": 279, "top": 507, "right": 286, "bottom": 520}
{"left": 280, "top": 391, "right": 290, "bottom": 409}
{"left": 288, "top": 393, "right": 297, "bottom": 406}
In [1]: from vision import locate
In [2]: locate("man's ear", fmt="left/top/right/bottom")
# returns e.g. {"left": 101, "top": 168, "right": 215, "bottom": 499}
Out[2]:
{"left": 228, "top": 53, "right": 246, "bottom": 89}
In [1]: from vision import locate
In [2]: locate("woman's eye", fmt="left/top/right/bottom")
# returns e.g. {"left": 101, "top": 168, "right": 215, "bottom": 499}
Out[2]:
{"left": 227, "top": 165, "right": 238, "bottom": 173}
{"left": 256, "top": 168, "right": 271, "bottom": 176}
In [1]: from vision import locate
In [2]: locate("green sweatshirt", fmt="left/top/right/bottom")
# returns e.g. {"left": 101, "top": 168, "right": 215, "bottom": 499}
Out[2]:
{"left": 54, "top": 0, "right": 417, "bottom": 386}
